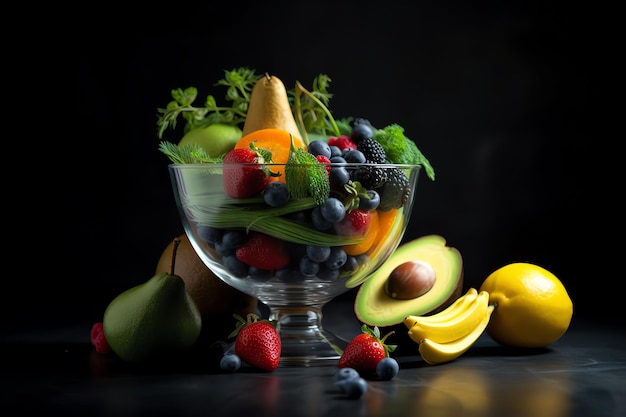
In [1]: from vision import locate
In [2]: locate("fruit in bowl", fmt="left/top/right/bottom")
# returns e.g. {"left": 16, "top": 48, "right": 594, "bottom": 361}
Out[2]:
{"left": 157, "top": 69, "right": 435, "bottom": 365}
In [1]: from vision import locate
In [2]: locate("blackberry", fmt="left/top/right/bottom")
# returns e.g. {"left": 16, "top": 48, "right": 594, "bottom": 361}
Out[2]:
{"left": 351, "top": 165, "right": 387, "bottom": 189}
{"left": 357, "top": 137, "right": 386, "bottom": 163}
{"left": 376, "top": 167, "right": 411, "bottom": 211}
{"left": 350, "top": 117, "right": 373, "bottom": 128}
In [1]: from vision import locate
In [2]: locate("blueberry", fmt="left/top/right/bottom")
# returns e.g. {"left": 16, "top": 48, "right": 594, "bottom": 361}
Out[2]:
{"left": 197, "top": 226, "right": 222, "bottom": 245}
{"left": 223, "top": 255, "right": 248, "bottom": 277}
{"left": 335, "top": 377, "right": 368, "bottom": 399}
{"left": 376, "top": 357, "right": 399, "bottom": 380}
{"left": 299, "top": 256, "right": 320, "bottom": 277}
{"left": 330, "top": 156, "right": 347, "bottom": 164}
{"left": 329, "top": 145, "right": 342, "bottom": 158}
{"left": 311, "top": 207, "right": 333, "bottom": 231}
{"left": 264, "top": 181, "right": 289, "bottom": 207}
{"left": 341, "top": 255, "right": 360, "bottom": 274}
{"left": 351, "top": 123, "right": 374, "bottom": 142}
{"left": 317, "top": 266, "right": 340, "bottom": 281}
{"left": 343, "top": 149, "right": 366, "bottom": 163}
{"left": 306, "top": 245, "right": 331, "bottom": 263}
{"left": 335, "top": 367, "right": 360, "bottom": 382}
{"left": 359, "top": 190, "right": 380, "bottom": 211}
{"left": 324, "top": 247, "right": 347, "bottom": 270}
{"left": 220, "top": 354, "right": 241, "bottom": 372}
{"left": 221, "top": 230, "right": 248, "bottom": 250}
{"left": 307, "top": 139, "right": 332, "bottom": 158}
{"left": 214, "top": 240, "right": 236, "bottom": 257}
{"left": 329, "top": 166, "right": 350, "bottom": 188}
{"left": 320, "top": 198, "right": 345, "bottom": 223}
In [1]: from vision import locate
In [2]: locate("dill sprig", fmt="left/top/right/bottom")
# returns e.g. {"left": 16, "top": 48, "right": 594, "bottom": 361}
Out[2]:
{"left": 158, "top": 141, "right": 223, "bottom": 164}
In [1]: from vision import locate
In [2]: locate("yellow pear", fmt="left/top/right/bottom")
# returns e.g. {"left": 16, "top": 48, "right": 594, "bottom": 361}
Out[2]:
{"left": 242, "top": 73, "right": 301, "bottom": 141}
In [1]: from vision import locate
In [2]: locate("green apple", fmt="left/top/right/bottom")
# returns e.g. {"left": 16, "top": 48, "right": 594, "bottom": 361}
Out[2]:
{"left": 178, "top": 123, "right": 242, "bottom": 157}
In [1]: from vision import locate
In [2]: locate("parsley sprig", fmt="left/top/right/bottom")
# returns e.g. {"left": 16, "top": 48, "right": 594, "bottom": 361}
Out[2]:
{"left": 156, "top": 67, "right": 261, "bottom": 139}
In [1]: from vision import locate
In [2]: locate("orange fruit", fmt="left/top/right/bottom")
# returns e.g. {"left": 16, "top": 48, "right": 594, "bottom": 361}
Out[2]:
{"left": 376, "top": 208, "right": 400, "bottom": 239}
{"left": 235, "top": 128, "right": 305, "bottom": 179}
{"left": 235, "top": 128, "right": 304, "bottom": 163}
{"left": 479, "top": 262, "right": 573, "bottom": 348}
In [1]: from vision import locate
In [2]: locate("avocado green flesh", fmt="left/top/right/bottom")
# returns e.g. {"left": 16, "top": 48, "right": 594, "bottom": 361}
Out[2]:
{"left": 354, "top": 234, "right": 463, "bottom": 327}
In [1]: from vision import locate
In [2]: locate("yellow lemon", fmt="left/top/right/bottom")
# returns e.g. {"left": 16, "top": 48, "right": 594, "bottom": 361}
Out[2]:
{"left": 479, "top": 262, "right": 573, "bottom": 348}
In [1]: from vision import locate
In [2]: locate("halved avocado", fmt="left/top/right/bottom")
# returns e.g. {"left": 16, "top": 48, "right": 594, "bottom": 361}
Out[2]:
{"left": 354, "top": 234, "right": 463, "bottom": 327}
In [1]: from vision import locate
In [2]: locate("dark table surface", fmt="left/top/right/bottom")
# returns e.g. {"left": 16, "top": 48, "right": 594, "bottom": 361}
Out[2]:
{"left": 2, "top": 297, "right": 625, "bottom": 417}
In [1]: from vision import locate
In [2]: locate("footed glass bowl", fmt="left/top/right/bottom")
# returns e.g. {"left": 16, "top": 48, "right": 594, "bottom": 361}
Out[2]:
{"left": 169, "top": 162, "right": 421, "bottom": 366}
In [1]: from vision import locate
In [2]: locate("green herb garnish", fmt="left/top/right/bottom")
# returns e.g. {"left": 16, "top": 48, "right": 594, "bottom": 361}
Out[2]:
{"left": 285, "top": 137, "right": 330, "bottom": 205}
{"left": 373, "top": 124, "right": 436, "bottom": 181}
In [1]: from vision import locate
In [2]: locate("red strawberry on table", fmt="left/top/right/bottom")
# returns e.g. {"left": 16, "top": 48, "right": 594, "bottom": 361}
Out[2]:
{"left": 223, "top": 144, "right": 273, "bottom": 199}
{"left": 230, "top": 313, "right": 281, "bottom": 371}
{"left": 236, "top": 232, "right": 290, "bottom": 270}
{"left": 338, "top": 324, "right": 396, "bottom": 375}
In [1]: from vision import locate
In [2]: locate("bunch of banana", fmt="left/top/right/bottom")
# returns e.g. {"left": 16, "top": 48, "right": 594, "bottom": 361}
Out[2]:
{"left": 403, "top": 288, "right": 494, "bottom": 365}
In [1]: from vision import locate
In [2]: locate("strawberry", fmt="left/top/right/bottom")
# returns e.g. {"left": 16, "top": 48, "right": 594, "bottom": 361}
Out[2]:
{"left": 223, "top": 146, "right": 271, "bottom": 198}
{"left": 236, "top": 232, "right": 290, "bottom": 270}
{"left": 338, "top": 324, "right": 396, "bottom": 375}
{"left": 334, "top": 209, "right": 371, "bottom": 237}
{"left": 230, "top": 313, "right": 281, "bottom": 371}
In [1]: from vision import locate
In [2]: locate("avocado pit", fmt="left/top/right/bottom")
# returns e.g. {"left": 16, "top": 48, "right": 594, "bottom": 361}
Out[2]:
{"left": 385, "top": 260, "right": 435, "bottom": 299}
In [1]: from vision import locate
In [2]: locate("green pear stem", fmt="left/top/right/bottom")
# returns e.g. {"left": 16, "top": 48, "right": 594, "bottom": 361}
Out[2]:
{"left": 170, "top": 237, "right": 181, "bottom": 275}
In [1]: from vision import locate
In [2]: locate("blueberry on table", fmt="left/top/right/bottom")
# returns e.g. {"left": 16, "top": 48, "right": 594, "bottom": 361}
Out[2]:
{"left": 220, "top": 354, "right": 241, "bottom": 373}
{"left": 335, "top": 367, "right": 360, "bottom": 382}
{"left": 335, "top": 377, "right": 368, "bottom": 399}
{"left": 376, "top": 357, "right": 399, "bottom": 380}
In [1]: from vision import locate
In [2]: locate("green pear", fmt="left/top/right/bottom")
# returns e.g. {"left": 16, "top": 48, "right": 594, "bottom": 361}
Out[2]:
{"left": 103, "top": 238, "right": 202, "bottom": 363}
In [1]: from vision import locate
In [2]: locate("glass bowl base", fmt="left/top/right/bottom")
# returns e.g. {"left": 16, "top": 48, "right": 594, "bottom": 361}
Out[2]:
{"left": 269, "top": 306, "right": 349, "bottom": 367}
{"left": 278, "top": 328, "right": 349, "bottom": 367}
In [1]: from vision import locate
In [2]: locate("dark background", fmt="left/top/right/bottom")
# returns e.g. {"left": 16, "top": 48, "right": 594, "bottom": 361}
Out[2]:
{"left": 9, "top": 1, "right": 618, "bottom": 333}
